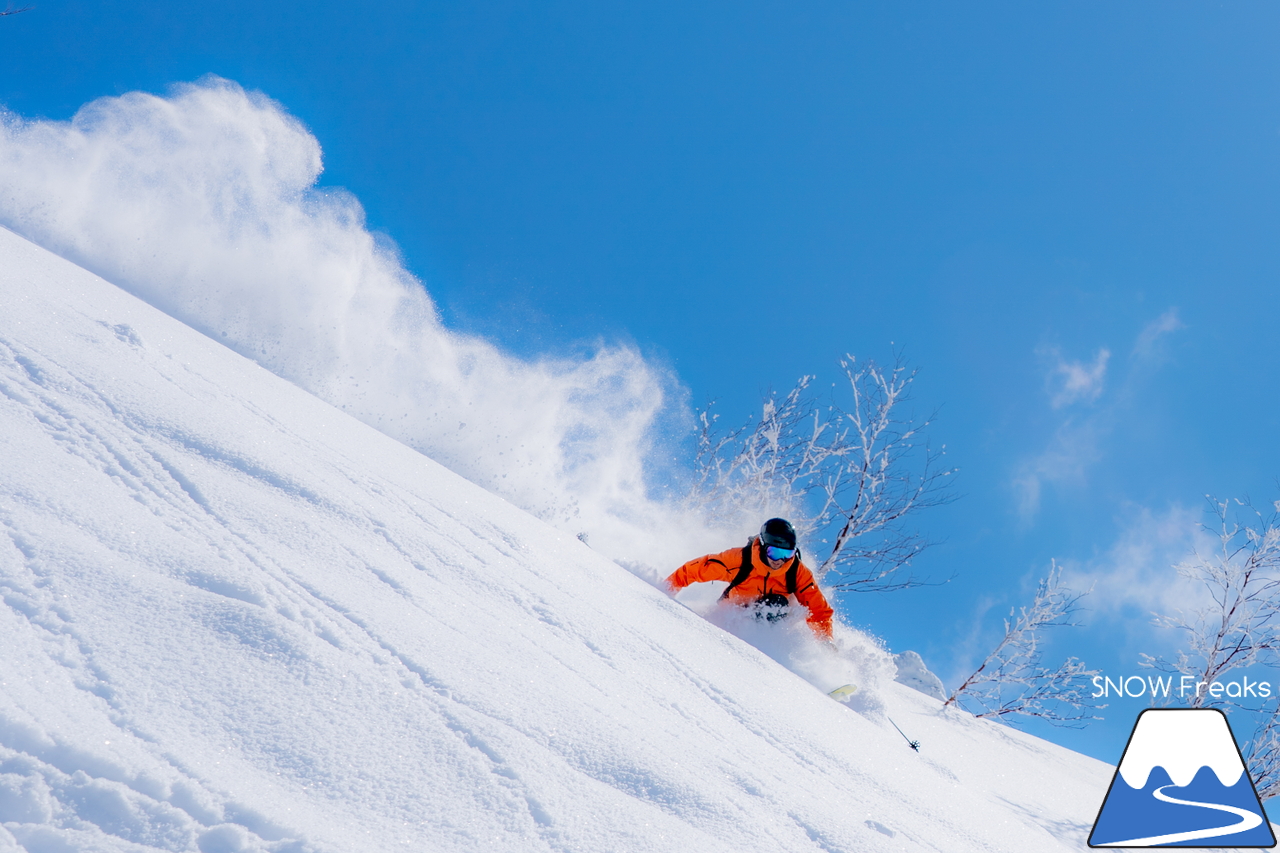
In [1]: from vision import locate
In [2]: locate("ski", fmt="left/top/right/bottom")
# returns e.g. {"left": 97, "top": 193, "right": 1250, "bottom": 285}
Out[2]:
{"left": 828, "top": 684, "right": 859, "bottom": 702}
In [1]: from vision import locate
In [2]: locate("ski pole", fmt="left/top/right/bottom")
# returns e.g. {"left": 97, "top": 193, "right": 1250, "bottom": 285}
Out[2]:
{"left": 888, "top": 716, "right": 920, "bottom": 752}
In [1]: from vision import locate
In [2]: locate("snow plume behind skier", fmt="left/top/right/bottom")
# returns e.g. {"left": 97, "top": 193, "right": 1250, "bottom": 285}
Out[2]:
{"left": 0, "top": 79, "right": 904, "bottom": 712}
{"left": 0, "top": 77, "right": 721, "bottom": 569}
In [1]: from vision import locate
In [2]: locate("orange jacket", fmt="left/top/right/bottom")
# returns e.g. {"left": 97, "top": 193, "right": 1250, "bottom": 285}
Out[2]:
{"left": 667, "top": 538, "right": 834, "bottom": 640}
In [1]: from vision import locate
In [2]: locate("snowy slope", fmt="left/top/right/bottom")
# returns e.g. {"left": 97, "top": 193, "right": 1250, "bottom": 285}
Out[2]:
{"left": 0, "top": 224, "right": 1114, "bottom": 852}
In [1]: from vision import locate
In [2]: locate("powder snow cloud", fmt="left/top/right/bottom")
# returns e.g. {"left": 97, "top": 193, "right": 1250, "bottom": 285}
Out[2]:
{"left": 0, "top": 77, "right": 720, "bottom": 566}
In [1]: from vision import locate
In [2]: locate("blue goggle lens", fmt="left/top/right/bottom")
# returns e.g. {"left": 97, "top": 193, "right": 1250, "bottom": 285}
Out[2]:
{"left": 765, "top": 545, "right": 795, "bottom": 562}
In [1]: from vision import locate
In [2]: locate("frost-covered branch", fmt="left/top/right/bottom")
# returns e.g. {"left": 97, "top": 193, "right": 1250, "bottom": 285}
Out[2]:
{"left": 812, "top": 356, "right": 955, "bottom": 590}
{"left": 0, "top": 5, "right": 32, "bottom": 16}
{"left": 689, "top": 376, "right": 827, "bottom": 528}
{"left": 1140, "top": 496, "right": 1280, "bottom": 796}
{"left": 945, "top": 564, "right": 1102, "bottom": 727}
{"left": 688, "top": 353, "right": 956, "bottom": 593}
{"left": 1140, "top": 497, "right": 1280, "bottom": 708}
{"left": 1244, "top": 699, "right": 1280, "bottom": 802}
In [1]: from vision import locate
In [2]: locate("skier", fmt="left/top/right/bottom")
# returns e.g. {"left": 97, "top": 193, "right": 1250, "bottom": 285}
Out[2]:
{"left": 666, "top": 518, "right": 834, "bottom": 641}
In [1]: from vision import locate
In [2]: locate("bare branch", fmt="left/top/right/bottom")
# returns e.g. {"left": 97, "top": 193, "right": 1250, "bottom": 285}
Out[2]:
{"left": 0, "top": 4, "right": 33, "bottom": 16}
{"left": 1141, "top": 495, "right": 1280, "bottom": 797}
{"left": 1142, "top": 496, "right": 1280, "bottom": 708}
{"left": 1244, "top": 698, "right": 1280, "bottom": 802}
{"left": 686, "top": 352, "right": 956, "bottom": 593}
{"left": 945, "top": 563, "right": 1103, "bottom": 727}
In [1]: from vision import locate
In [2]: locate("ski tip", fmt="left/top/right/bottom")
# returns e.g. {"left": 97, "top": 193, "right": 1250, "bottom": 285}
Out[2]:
{"left": 828, "top": 684, "right": 859, "bottom": 701}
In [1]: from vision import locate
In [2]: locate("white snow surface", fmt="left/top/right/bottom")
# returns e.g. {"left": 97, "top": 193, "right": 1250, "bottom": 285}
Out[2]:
{"left": 893, "top": 652, "right": 947, "bottom": 702}
{"left": 0, "top": 224, "right": 1114, "bottom": 851}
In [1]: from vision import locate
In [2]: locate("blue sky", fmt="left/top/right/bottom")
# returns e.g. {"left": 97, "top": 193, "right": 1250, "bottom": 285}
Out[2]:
{"left": 4, "top": 2, "right": 1280, "bottom": 764}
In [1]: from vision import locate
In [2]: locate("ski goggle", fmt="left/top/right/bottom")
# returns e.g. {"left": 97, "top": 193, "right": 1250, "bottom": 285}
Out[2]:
{"left": 765, "top": 545, "right": 795, "bottom": 562}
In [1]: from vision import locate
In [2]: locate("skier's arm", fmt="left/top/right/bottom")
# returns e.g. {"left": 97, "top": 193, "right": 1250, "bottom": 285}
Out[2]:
{"left": 665, "top": 548, "right": 743, "bottom": 593}
{"left": 794, "top": 566, "right": 834, "bottom": 641}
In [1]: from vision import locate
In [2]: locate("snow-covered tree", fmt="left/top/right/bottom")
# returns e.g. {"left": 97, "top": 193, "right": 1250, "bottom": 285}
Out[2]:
{"left": 688, "top": 354, "right": 955, "bottom": 592}
{"left": 1244, "top": 698, "right": 1280, "bottom": 802}
{"left": 944, "top": 563, "right": 1102, "bottom": 727}
{"left": 1141, "top": 496, "right": 1280, "bottom": 797}
{"left": 1141, "top": 497, "right": 1280, "bottom": 705}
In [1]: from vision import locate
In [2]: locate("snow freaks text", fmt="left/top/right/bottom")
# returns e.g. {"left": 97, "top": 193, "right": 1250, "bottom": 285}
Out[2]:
{"left": 1092, "top": 674, "right": 1274, "bottom": 700}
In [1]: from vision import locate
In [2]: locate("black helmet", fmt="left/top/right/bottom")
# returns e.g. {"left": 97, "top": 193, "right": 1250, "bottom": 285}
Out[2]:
{"left": 759, "top": 518, "right": 797, "bottom": 550}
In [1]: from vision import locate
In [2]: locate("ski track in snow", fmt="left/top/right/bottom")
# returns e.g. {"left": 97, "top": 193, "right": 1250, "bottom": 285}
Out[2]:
{"left": 0, "top": 225, "right": 1131, "bottom": 851}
